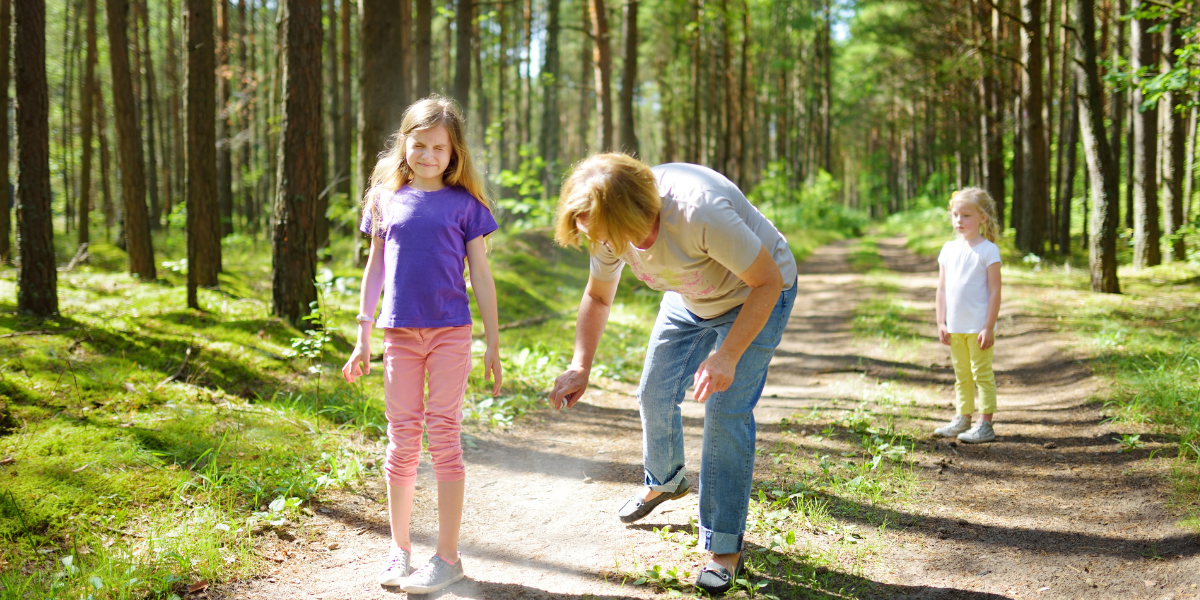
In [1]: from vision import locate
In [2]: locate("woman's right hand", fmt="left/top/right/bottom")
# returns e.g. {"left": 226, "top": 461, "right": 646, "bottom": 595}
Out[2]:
{"left": 548, "top": 366, "right": 589, "bottom": 410}
{"left": 342, "top": 343, "right": 371, "bottom": 383}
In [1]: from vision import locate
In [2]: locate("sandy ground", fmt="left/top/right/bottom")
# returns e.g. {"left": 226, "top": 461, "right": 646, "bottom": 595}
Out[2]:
{"left": 212, "top": 238, "right": 1200, "bottom": 600}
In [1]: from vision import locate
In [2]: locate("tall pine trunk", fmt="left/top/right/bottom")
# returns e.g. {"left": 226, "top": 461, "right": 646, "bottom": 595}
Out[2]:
{"left": 95, "top": 84, "right": 113, "bottom": 239}
{"left": 106, "top": 0, "right": 156, "bottom": 279}
{"left": 415, "top": 0, "right": 430, "bottom": 98}
{"left": 1131, "top": 2, "right": 1160, "bottom": 268}
{"left": 1160, "top": 16, "right": 1185, "bottom": 261}
{"left": 138, "top": 0, "right": 161, "bottom": 231}
{"left": 1019, "top": 0, "right": 1049, "bottom": 255}
{"left": 454, "top": 0, "right": 471, "bottom": 112}
{"left": 186, "top": 0, "right": 220, "bottom": 306}
{"left": 1, "top": 0, "right": 12, "bottom": 263}
{"left": 618, "top": 0, "right": 638, "bottom": 156}
{"left": 1075, "top": 0, "right": 1119, "bottom": 293}
{"left": 590, "top": 0, "right": 612, "bottom": 151}
{"left": 1059, "top": 75, "right": 1079, "bottom": 255}
{"left": 357, "top": 0, "right": 405, "bottom": 203}
{"left": 540, "top": 0, "right": 560, "bottom": 192}
{"left": 273, "top": 0, "right": 322, "bottom": 327}
{"left": 78, "top": 0, "right": 97, "bottom": 246}
{"left": 217, "top": 0, "right": 233, "bottom": 237}
{"left": 15, "top": 0, "right": 57, "bottom": 315}
{"left": 338, "top": 0, "right": 352, "bottom": 196}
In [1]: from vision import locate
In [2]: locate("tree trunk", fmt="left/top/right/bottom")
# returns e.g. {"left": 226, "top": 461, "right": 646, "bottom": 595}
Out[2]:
{"left": 168, "top": 0, "right": 183, "bottom": 221}
{"left": 339, "top": 0, "right": 352, "bottom": 196}
{"left": 138, "top": 0, "right": 161, "bottom": 231}
{"left": 0, "top": 0, "right": 12, "bottom": 263}
{"left": 78, "top": 0, "right": 97, "bottom": 246}
{"left": 980, "top": 0, "right": 1006, "bottom": 222}
{"left": 1059, "top": 74, "right": 1078, "bottom": 255}
{"left": 617, "top": 0, "right": 638, "bottom": 155}
{"left": 327, "top": 0, "right": 339, "bottom": 199}
{"left": 454, "top": 0, "right": 471, "bottom": 112}
{"left": 1075, "top": 0, "right": 1119, "bottom": 293}
{"left": 821, "top": 0, "right": 832, "bottom": 174}
{"left": 540, "top": 0, "right": 560, "bottom": 192}
{"left": 415, "top": 0, "right": 430, "bottom": 98}
{"left": 14, "top": 0, "right": 57, "bottom": 315}
{"left": 106, "top": 0, "right": 156, "bottom": 279}
{"left": 273, "top": 0, "right": 321, "bottom": 327}
{"left": 357, "top": 0, "right": 405, "bottom": 205}
{"left": 237, "top": 0, "right": 249, "bottom": 231}
{"left": 1131, "top": 2, "right": 1160, "bottom": 268}
{"left": 95, "top": 84, "right": 113, "bottom": 239}
{"left": 186, "top": 0, "right": 221, "bottom": 306}
{"left": 590, "top": 0, "right": 612, "bottom": 151}
{"left": 577, "top": 0, "right": 590, "bottom": 159}
{"left": 217, "top": 0, "right": 233, "bottom": 237}
{"left": 1019, "top": 0, "right": 1049, "bottom": 255}
{"left": 1160, "top": 16, "right": 1185, "bottom": 261}
{"left": 1012, "top": 94, "right": 1025, "bottom": 230}
{"left": 1109, "top": 0, "right": 1126, "bottom": 229}
{"left": 1184, "top": 102, "right": 1197, "bottom": 224}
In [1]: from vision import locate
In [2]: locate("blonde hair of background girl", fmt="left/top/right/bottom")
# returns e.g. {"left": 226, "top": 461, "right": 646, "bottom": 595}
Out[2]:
{"left": 949, "top": 187, "right": 1001, "bottom": 243}
{"left": 361, "top": 95, "right": 492, "bottom": 238}
{"left": 554, "top": 153, "right": 662, "bottom": 253}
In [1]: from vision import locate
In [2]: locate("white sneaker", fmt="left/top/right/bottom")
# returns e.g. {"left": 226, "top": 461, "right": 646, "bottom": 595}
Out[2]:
{"left": 376, "top": 547, "right": 410, "bottom": 586}
{"left": 934, "top": 415, "right": 971, "bottom": 437}
{"left": 401, "top": 554, "right": 465, "bottom": 594}
{"left": 958, "top": 421, "right": 996, "bottom": 444}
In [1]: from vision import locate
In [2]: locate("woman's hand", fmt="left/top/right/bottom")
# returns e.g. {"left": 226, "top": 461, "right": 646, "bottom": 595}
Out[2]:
{"left": 483, "top": 345, "right": 503, "bottom": 396}
{"left": 548, "top": 366, "right": 590, "bottom": 410}
{"left": 938, "top": 324, "right": 950, "bottom": 345}
{"left": 977, "top": 328, "right": 995, "bottom": 350}
{"left": 342, "top": 343, "right": 371, "bottom": 383}
{"left": 693, "top": 351, "right": 737, "bottom": 403}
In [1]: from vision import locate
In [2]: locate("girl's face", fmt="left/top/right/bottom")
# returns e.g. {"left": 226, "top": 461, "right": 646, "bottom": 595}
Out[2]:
{"left": 405, "top": 124, "right": 453, "bottom": 189}
{"left": 950, "top": 201, "right": 986, "bottom": 241}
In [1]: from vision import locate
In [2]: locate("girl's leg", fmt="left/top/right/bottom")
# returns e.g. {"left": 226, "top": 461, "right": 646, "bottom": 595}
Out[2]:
{"left": 967, "top": 335, "right": 997, "bottom": 421}
{"left": 382, "top": 328, "right": 428, "bottom": 551}
{"left": 948, "top": 334, "right": 977, "bottom": 416}
{"left": 422, "top": 326, "right": 474, "bottom": 562}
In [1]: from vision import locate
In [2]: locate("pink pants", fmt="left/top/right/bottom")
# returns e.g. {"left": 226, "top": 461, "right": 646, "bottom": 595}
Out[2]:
{"left": 382, "top": 325, "right": 472, "bottom": 486}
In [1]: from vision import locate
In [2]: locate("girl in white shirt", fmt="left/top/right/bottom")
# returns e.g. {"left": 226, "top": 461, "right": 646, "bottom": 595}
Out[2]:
{"left": 934, "top": 188, "right": 1002, "bottom": 443}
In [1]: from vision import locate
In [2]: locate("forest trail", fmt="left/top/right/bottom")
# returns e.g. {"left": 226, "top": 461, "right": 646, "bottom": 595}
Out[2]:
{"left": 213, "top": 239, "right": 1200, "bottom": 600}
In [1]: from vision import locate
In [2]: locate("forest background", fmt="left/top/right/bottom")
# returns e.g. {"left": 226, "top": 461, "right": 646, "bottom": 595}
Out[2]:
{"left": 0, "top": 0, "right": 1198, "bottom": 596}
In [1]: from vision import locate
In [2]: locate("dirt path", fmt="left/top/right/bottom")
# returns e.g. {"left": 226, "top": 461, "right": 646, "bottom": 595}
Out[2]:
{"left": 214, "top": 239, "right": 1199, "bottom": 600}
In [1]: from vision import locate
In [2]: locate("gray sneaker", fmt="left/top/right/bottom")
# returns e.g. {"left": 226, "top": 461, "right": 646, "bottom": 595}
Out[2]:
{"left": 935, "top": 415, "right": 971, "bottom": 437}
{"left": 958, "top": 421, "right": 996, "bottom": 444}
{"left": 376, "top": 547, "right": 411, "bottom": 586}
{"left": 401, "top": 554, "right": 464, "bottom": 594}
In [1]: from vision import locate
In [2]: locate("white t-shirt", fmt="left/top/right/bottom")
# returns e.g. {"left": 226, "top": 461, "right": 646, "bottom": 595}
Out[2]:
{"left": 589, "top": 163, "right": 797, "bottom": 319}
{"left": 938, "top": 238, "right": 1001, "bottom": 334}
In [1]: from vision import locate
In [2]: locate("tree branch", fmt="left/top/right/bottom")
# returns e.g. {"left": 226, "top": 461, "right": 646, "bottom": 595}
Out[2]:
{"left": 978, "top": 0, "right": 1029, "bottom": 30}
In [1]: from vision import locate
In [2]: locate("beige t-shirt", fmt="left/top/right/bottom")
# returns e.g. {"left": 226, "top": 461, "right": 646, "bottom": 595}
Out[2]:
{"left": 590, "top": 163, "right": 796, "bottom": 319}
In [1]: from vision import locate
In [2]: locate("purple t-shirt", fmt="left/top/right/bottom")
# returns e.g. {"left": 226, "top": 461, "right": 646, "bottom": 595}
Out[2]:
{"left": 360, "top": 185, "right": 498, "bottom": 328}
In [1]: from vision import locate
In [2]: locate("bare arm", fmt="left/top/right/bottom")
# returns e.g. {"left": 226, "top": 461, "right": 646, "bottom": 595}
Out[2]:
{"left": 936, "top": 264, "right": 949, "bottom": 345}
{"left": 547, "top": 274, "right": 620, "bottom": 409}
{"left": 466, "top": 236, "right": 503, "bottom": 395}
{"left": 692, "top": 245, "right": 784, "bottom": 403}
{"left": 978, "top": 262, "right": 1002, "bottom": 350}
{"left": 342, "top": 237, "right": 386, "bottom": 382}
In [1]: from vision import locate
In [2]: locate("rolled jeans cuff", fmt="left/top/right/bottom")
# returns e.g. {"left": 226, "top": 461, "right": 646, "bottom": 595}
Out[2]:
{"left": 700, "top": 527, "right": 744, "bottom": 555}
{"left": 646, "top": 467, "right": 687, "bottom": 493}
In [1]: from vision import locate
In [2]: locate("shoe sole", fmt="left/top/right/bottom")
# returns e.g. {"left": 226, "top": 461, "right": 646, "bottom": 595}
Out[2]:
{"left": 378, "top": 574, "right": 406, "bottom": 587}
{"left": 959, "top": 436, "right": 995, "bottom": 444}
{"left": 935, "top": 429, "right": 969, "bottom": 437}
{"left": 618, "top": 485, "right": 690, "bottom": 524}
{"left": 400, "top": 572, "right": 464, "bottom": 594}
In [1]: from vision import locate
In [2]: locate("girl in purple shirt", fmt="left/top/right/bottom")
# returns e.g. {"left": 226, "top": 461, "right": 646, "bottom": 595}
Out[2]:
{"left": 341, "top": 96, "right": 502, "bottom": 594}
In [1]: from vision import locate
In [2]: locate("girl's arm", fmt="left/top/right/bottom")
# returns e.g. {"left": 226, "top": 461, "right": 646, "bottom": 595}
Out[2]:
{"left": 936, "top": 265, "right": 950, "bottom": 345}
{"left": 342, "top": 236, "right": 386, "bottom": 383}
{"left": 466, "top": 236, "right": 503, "bottom": 396}
{"left": 978, "top": 263, "right": 1002, "bottom": 350}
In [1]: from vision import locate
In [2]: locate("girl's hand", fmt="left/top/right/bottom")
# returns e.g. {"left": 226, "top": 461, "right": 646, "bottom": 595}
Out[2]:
{"left": 342, "top": 344, "right": 371, "bottom": 383}
{"left": 938, "top": 324, "right": 951, "bottom": 345}
{"left": 483, "top": 345, "right": 503, "bottom": 396}
{"left": 694, "top": 351, "right": 737, "bottom": 403}
{"left": 977, "top": 328, "right": 995, "bottom": 350}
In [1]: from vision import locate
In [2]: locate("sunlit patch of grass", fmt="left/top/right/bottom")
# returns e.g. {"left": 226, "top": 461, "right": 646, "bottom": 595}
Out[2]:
{"left": 848, "top": 237, "right": 885, "bottom": 273}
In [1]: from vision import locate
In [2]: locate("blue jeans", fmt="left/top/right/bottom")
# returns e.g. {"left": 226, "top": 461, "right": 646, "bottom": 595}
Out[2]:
{"left": 636, "top": 282, "right": 796, "bottom": 555}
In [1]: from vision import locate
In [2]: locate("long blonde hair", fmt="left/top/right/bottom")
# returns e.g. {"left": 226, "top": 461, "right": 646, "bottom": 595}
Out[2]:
{"left": 554, "top": 153, "right": 661, "bottom": 253}
{"left": 949, "top": 187, "right": 1001, "bottom": 243}
{"left": 361, "top": 95, "right": 491, "bottom": 237}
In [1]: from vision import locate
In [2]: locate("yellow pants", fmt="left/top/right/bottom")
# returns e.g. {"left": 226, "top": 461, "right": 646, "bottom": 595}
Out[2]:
{"left": 949, "top": 333, "right": 996, "bottom": 415}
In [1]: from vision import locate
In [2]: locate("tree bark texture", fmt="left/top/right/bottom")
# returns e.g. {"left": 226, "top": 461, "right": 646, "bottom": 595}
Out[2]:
{"left": 338, "top": 0, "right": 352, "bottom": 195}
{"left": 273, "top": 0, "right": 322, "bottom": 327}
{"left": 138, "top": 0, "right": 160, "bottom": 231}
{"left": 357, "top": 0, "right": 405, "bottom": 203}
{"left": 217, "top": 0, "right": 233, "bottom": 236}
{"left": 618, "top": 0, "right": 638, "bottom": 156}
{"left": 1160, "top": 16, "right": 1185, "bottom": 261}
{"left": 14, "top": 0, "right": 58, "bottom": 316}
{"left": 415, "top": 0, "right": 431, "bottom": 98}
{"left": 0, "top": 0, "right": 12, "bottom": 263}
{"left": 1075, "top": 0, "right": 1119, "bottom": 293}
{"left": 590, "top": 0, "right": 612, "bottom": 152}
{"left": 454, "top": 0, "right": 471, "bottom": 112}
{"left": 1019, "top": 0, "right": 1049, "bottom": 255}
{"left": 78, "top": 0, "right": 97, "bottom": 246}
{"left": 187, "top": 0, "right": 221, "bottom": 307}
{"left": 540, "top": 0, "right": 560, "bottom": 192}
{"left": 1059, "top": 75, "right": 1079, "bottom": 256}
{"left": 105, "top": 0, "right": 156, "bottom": 279}
{"left": 1130, "top": 3, "right": 1160, "bottom": 268}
